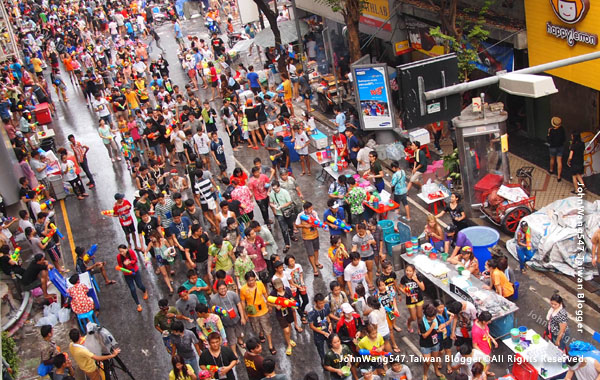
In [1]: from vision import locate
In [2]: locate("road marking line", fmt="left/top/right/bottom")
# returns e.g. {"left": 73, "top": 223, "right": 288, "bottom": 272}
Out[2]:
{"left": 59, "top": 199, "right": 77, "bottom": 266}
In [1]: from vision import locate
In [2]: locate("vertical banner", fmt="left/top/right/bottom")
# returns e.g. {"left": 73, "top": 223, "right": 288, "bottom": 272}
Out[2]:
{"left": 351, "top": 64, "right": 395, "bottom": 130}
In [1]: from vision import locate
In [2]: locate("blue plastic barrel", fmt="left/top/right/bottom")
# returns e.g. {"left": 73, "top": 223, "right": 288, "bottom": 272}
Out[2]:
{"left": 283, "top": 136, "right": 299, "bottom": 162}
{"left": 385, "top": 234, "right": 402, "bottom": 256}
{"left": 378, "top": 220, "right": 395, "bottom": 237}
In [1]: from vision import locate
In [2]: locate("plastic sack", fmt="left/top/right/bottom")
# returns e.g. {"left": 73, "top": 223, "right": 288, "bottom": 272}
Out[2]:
{"left": 422, "top": 180, "right": 438, "bottom": 196}
{"left": 44, "top": 302, "right": 61, "bottom": 317}
{"left": 58, "top": 308, "right": 71, "bottom": 323}
{"left": 36, "top": 314, "right": 58, "bottom": 326}
{"left": 386, "top": 142, "right": 405, "bottom": 161}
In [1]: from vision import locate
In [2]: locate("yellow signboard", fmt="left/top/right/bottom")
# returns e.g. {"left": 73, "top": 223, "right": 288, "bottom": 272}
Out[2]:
{"left": 525, "top": 0, "right": 600, "bottom": 90}
{"left": 394, "top": 40, "right": 412, "bottom": 55}
{"left": 360, "top": 0, "right": 391, "bottom": 31}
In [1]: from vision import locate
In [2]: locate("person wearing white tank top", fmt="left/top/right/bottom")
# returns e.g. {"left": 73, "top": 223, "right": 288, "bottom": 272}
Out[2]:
{"left": 217, "top": 204, "right": 235, "bottom": 231}
{"left": 566, "top": 357, "right": 600, "bottom": 380}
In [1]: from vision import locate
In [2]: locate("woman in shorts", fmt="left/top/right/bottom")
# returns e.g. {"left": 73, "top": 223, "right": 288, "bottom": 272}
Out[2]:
{"left": 269, "top": 278, "right": 301, "bottom": 356}
{"left": 147, "top": 230, "right": 175, "bottom": 294}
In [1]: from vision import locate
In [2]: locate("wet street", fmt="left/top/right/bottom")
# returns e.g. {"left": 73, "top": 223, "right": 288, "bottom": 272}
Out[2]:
{"left": 34, "top": 16, "right": 599, "bottom": 380}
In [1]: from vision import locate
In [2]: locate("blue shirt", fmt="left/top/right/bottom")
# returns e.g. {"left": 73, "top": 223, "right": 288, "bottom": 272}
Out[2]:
{"left": 335, "top": 113, "right": 346, "bottom": 129}
{"left": 125, "top": 22, "right": 133, "bottom": 33}
{"left": 323, "top": 208, "right": 345, "bottom": 236}
{"left": 174, "top": 23, "right": 182, "bottom": 38}
{"left": 168, "top": 216, "right": 192, "bottom": 245}
{"left": 348, "top": 135, "right": 359, "bottom": 159}
{"left": 247, "top": 71, "right": 260, "bottom": 89}
{"left": 391, "top": 169, "right": 407, "bottom": 195}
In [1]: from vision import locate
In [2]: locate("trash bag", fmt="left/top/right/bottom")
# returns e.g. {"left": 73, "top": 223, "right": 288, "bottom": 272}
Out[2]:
{"left": 43, "top": 302, "right": 61, "bottom": 317}
{"left": 58, "top": 308, "right": 71, "bottom": 323}
{"left": 36, "top": 314, "right": 58, "bottom": 326}
{"left": 386, "top": 142, "right": 405, "bottom": 161}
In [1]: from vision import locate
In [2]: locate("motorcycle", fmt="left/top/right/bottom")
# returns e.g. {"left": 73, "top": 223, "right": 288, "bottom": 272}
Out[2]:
{"left": 205, "top": 17, "right": 221, "bottom": 34}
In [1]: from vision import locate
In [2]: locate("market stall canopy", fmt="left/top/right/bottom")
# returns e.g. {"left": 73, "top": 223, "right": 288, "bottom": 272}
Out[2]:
{"left": 231, "top": 38, "right": 255, "bottom": 53}
{"left": 253, "top": 20, "right": 309, "bottom": 48}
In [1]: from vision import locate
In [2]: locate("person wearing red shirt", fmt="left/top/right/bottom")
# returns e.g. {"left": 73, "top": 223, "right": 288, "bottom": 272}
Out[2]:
{"left": 112, "top": 193, "right": 140, "bottom": 251}
{"left": 332, "top": 129, "right": 348, "bottom": 159}
{"left": 230, "top": 168, "right": 248, "bottom": 187}
{"left": 247, "top": 167, "right": 272, "bottom": 225}
{"left": 116, "top": 244, "right": 148, "bottom": 312}
{"left": 335, "top": 303, "right": 364, "bottom": 353}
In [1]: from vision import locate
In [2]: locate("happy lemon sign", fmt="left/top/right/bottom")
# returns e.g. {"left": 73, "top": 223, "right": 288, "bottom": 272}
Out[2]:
{"left": 525, "top": 0, "right": 600, "bottom": 90}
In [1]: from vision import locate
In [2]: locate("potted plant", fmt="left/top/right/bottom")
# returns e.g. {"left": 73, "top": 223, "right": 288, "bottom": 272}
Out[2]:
{"left": 443, "top": 148, "right": 462, "bottom": 188}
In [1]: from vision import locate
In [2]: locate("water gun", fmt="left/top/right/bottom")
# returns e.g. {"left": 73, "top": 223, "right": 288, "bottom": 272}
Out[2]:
{"left": 326, "top": 215, "right": 352, "bottom": 232}
{"left": 216, "top": 186, "right": 224, "bottom": 203}
{"left": 147, "top": 132, "right": 159, "bottom": 140}
{"left": 41, "top": 228, "right": 57, "bottom": 244}
{"left": 101, "top": 210, "right": 115, "bottom": 216}
{"left": 267, "top": 296, "right": 298, "bottom": 308}
{"left": 211, "top": 305, "right": 228, "bottom": 316}
{"left": 10, "top": 247, "right": 21, "bottom": 261}
{"left": 33, "top": 184, "right": 45, "bottom": 193}
{"left": 205, "top": 365, "right": 219, "bottom": 373}
{"left": 40, "top": 199, "right": 54, "bottom": 210}
{"left": 83, "top": 244, "right": 98, "bottom": 262}
{"left": 359, "top": 348, "right": 391, "bottom": 357}
{"left": 49, "top": 223, "right": 64, "bottom": 239}
{"left": 300, "top": 214, "right": 328, "bottom": 231}
{"left": 526, "top": 227, "right": 532, "bottom": 251}
{"left": 105, "top": 96, "right": 112, "bottom": 102}
{"left": 165, "top": 125, "right": 173, "bottom": 137}
{"left": 384, "top": 306, "right": 400, "bottom": 318}
{"left": 115, "top": 265, "right": 132, "bottom": 274}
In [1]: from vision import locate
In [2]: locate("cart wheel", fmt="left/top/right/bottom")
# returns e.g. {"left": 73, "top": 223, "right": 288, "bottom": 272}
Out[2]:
{"left": 501, "top": 207, "right": 531, "bottom": 234}
{"left": 318, "top": 95, "right": 328, "bottom": 113}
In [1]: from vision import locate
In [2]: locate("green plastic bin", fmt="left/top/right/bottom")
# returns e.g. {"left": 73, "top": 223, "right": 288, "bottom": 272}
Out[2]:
{"left": 378, "top": 220, "right": 395, "bottom": 238}
{"left": 385, "top": 233, "right": 402, "bottom": 256}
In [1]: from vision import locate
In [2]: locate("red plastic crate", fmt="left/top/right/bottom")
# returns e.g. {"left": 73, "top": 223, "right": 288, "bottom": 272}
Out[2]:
{"left": 512, "top": 356, "right": 538, "bottom": 380}
{"left": 34, "top": 102, "right": 52, "bottom": 125}
{"left": 474, "top": 173, "right": 504, "bottom": 192}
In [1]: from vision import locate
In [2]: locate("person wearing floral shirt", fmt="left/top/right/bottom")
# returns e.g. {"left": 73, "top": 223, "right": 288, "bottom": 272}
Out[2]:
{"left": 241, "top": 227, "right": 268, "bottom": 278}
{"left": 195, "top": 303, "right": 228, "bottom": 344}
{"left": 231, "top": 180, "right": 255, "bottom": 219}
{"left": 67, "top": 274, "right": 95, "bottom": 315}
{"left": 344, "top": 177, "right": 366, "bottom": 223}
{"left": 234, "top": 247, "right": 255, "bottom": 288}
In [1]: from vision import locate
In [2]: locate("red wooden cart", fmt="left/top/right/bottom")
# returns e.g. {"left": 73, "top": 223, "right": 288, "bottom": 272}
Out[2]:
{"left": 478, "top": 183, "right": 536, "bottom": 234}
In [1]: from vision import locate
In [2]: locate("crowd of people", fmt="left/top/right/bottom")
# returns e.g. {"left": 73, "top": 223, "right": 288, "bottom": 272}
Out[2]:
{"left": 0, "top": 0, "right": 595, "bottom": 379}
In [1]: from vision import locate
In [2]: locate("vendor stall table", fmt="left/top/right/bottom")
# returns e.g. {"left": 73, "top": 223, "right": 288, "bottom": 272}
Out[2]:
{"left": 309, "top": 150, "right": 333, "bottom": 182}
{"left": 502, "top": 328, "right": 568, "bottom": 380}
{"left": 416, "top": 192, "right": 447, "bottom": 214}
{"left": 323, "top": 166, "right": 356, "bottom": 182}
{"left": 364, "top": 198, "right": 399, "bottom": 219}
{"left": 401, "top": 253, "right": 518, "bottom": 336}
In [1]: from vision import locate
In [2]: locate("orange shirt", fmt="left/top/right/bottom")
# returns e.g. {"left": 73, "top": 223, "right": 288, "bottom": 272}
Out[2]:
{"left": 491, "top": 268, "right": 514, "bottom": 298}
{"left": 240, "top": 281, "right": 268, "bottom": 317}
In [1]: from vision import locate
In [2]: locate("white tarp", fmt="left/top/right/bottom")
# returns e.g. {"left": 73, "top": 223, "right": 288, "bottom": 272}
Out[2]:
{"left": 506, "top": 197, "right": 599, "bottom": 280}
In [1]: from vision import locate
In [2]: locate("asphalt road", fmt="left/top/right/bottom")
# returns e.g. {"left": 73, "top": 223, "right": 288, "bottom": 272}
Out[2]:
{"left": 39, "top": 16, "right": 599, "bottom": 380}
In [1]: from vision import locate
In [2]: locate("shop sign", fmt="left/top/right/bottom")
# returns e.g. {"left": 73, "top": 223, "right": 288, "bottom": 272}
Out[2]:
{"left": 449, "top": 283, "right": 474, "bottom": 304}
{"left": 360, "top": 0, "right": 392, "bottom": 31}
{"left": 525, "top": 0, "right": 600, "bottom": 90}
{"left": 394, "top": 40, "right": 412, "bottom": 55}
{"left": 351, "top": 64, "right": 396, "bottom": 130}
{"left": 406, "top": 17, "right": 446, "bottom": 57}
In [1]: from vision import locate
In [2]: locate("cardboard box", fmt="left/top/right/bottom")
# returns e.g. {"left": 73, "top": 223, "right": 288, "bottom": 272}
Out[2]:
{"left": 409, "top": 128, "right": 430, "bottom": 145}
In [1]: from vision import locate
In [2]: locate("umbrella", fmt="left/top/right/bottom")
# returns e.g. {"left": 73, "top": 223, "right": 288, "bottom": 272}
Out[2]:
{"left": 253, "top": 20, "right": 309, "bottom": 48}
{"left": 230, "top": 38, "right": 255, "bottom": 54}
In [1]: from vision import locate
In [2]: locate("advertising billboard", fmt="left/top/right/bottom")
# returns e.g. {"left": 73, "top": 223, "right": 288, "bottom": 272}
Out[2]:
{"left": 351, "top": 64, "right": 395, "bottom": 130}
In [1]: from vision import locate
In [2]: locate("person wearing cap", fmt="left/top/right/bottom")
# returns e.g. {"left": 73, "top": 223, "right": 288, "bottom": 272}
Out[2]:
{"left": 448, "top": 246, "right": 480, "bottom": 276}
{"left": 268, "top": 277, "right": 299, "bottom": 356}
{"left": 443, "top": 224, "right": 472, "bottom": 259}
{"left": 515, "top": 220, "right": 534, "bottom": 274}
{"left": 324, "top": 199, "right": 347, "bottom": 239}
{"left": 112, "top": 193, "right": 140, "bottom": 251}
{"left": 335, "top": 303, "right": 363, "bottom": 353}
{"left": 547, "top": 116, "right": 566, "bottom": 181}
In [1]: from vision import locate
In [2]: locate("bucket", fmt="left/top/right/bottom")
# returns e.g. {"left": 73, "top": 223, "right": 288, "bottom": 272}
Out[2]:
{"left": 429, "top": 252, "right": 437, "bottom": 260}
{"left": 378, "top": 220, "right": 395, "bottom": 237}
{"left": 518, "top": 326, "right": 528, "bottom": 339}
{"left": 532, "top": 334, "right": 540, "bottom": 344}
{"left": 316, "top": 151, "right": 322, "bottom": 161}
{"left": 385, "top": 234, "right": 402, "bottom": 256}
{"left": 441, "top": 252, "right": 449, "bottom": 261}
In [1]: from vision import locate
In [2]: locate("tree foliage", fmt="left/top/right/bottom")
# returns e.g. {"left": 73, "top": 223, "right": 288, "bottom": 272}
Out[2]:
{"left": 2, "top": 332, "right": 19, "bottom": 376}
{"left": 316, "top": 0, "right": 366, "bottom": 62}
{"left": 428, "top": 0, "right": 491, "bottom": 81}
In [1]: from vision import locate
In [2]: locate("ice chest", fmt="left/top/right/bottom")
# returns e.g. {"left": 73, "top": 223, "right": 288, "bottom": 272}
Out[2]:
{"left": 409, "top": 128, "right": 430, "bottom": 145}
{"left": 34, "top": 102, "right": 52, "bottom": 125}
{"left": 310, "top": 129, "right": 328, "bottom": 149}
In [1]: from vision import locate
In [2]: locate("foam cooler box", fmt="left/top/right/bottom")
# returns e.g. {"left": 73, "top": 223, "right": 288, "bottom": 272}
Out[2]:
{"left": 409, "top": 128, "right": 430, "bottom": 145}
{"left": 34, "top": 102, "right": 52, "bottom": 125}
{"left": 310, "top": 129, "right": 328, "bottom": 149}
